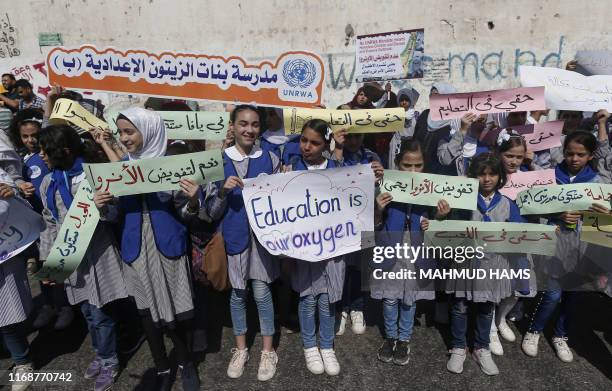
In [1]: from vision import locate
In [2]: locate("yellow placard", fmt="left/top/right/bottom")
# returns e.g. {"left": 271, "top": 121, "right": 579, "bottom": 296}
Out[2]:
{"left": 582, "top": 212, "right": 612, "bottom": 248}
{"left": 49, "top": 98, "right": 109, "bottom": 133}
{"left": 283, "top": 107, "right": 405, "bottom": 135}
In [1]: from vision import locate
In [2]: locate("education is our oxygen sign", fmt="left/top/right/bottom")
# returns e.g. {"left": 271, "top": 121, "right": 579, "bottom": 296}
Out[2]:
{"left": 46, "top": 45, "right": 325, "bottom": 107}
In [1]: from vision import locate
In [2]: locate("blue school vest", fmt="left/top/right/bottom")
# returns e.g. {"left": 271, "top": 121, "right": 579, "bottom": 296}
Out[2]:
{"left": 260, "top": 135, "right": 301, "bottom": 166}
{"left": 23, "top": 153, "right": 49, "bottom": 212}
{"left": 344, "top": 146, "right": 373, "bottom": 166}
{"left": 222, "top": 150, "right": 274, "bottom": 255}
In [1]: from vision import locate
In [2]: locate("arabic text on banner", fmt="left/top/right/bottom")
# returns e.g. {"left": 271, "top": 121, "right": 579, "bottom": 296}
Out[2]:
{"left": 34, "top": 181, "right": 99, "bottom": 282}
{"left": 499, "top": 169, "right": 556, "bottom": 200}
{"left": 105, "top": 111, "right": 228, "bottom": 140}
{"left": 0, "top": 198, "right": 45, "bottom": 264}
{"left": 516, "top": 183, "right": 612, "bottom": 215}
{"left": 380, "top": 170, "right": 479, "bottom": 210}
{"left": 355, "top": 29, "right": 425, "bottom": 82}
{"left": 242, "top": 165, "right": 375, "bottom": 262}
{"left": 581, "top": 212, "right": 612, "bottom": 248}
{"left": 49, "top": 98, "right": 108, "bottom": 133}
{"left": 575, "top": 50, "right": 612, "bottom": 76}
{"left": 283, "top": 107, "right": 405, "bottom": 136}
{"left": 429, "top": 87, "right": 546, "bottom": 121}
{"left": 47, "top": 45, "right": 325, "bottom": 107}
{"left": 519, "top": 65, "right": 612, "bottom": 111}
{"left": 425, "top": 220, "right": 557, "bottom": 256}
{"left": 85, "top": 150, "right": 224, "bottom": 196}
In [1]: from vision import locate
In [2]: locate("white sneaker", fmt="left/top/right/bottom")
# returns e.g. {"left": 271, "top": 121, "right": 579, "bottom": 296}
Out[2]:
{"left": 54, "top": 306, "right": 74, "bottom": 330}
{"left": 336, "top": 311, "right": 348, "bottom": 336}
{"left": 498, "top": 319, "right": 516, "bottom": 342}
{"left": 522, "top": 332, "right": 540, "bottom": 357}
{"left": 33, "top": 305, "right": 56, "bottom": 329}
{"left": 350, "top": 311, "right": 366, "bottom": 334}
{"left": 11, "top": 363, "right": 33, "bottom": 391}
{"left": 489, "top": 333, "right": 504, "bottom": 356}
{"left": 320, "top": 349, "right": 340, "bottom": 376}
{"left": 227, "top": 348, "right": 249, "bottom": 378}
{"left": 552, "top": 337, "right": 573, "bottom": 363}
{"left": 303, "top": 347, "right": 324, "bottom": 374}
{"left": 257, "top": 350, "right": 278, "bottom": 381}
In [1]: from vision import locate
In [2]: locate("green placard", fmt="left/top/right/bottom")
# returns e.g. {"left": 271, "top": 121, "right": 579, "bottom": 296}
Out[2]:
{"left": 516, "top": 183, "right": 612, "bottom": 215}
{"left": 380, "top": 170, "right": 479, "bottom": 210}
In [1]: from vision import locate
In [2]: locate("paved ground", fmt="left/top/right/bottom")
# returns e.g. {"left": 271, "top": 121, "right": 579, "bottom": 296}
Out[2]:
{"left": 1, "top": 282, "right": 611, "bottom": 391}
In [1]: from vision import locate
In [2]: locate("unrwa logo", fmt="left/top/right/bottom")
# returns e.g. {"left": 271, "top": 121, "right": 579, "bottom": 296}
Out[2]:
{"left": 282, "top": 59, "right": 317, "bottom": 88}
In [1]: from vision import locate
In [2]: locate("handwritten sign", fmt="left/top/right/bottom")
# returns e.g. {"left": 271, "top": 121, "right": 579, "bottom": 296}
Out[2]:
{"left": 0, "top": 198, "right": 45, "bottom": 264}
{"left": 575, "top": 50, "right": 612, "bottom": 76}
{"left": 0, "top": 13, "right": 20, "bottom": 58}
{"left": 519, "top": 121, "right": 563, "bottom": 152}
{"left": 47, "top": 45, "right": 325, "bottom": 107}
{"left": 49, "top": 98, "right": 108, "bottom": 133}
{"left": 425, "top": 220, "right": 557, "bottom": 256}
{"left": 520, "top": 65, "right": 612, "bottom": 111}
{"left": 84, "top": 150, "right": 224, "bottom": 196}
{"left": 429, "top": 87, "right": 546, "bottom": 121}
{"left": 105, "top": 110, "right": 228, "bottom": 140}
{"left": 581, "top": 212, "right": 612, "bottom": 248}
{"left": 284, "top": 107, "right": 405, "bottom": 136}
{"left": 7, "top": 61, "right": 51, "bottom": 98}
{"left": 381, "top": 170, "right": 478, "bottom": 210}
{"left": 34, "top": 182, "right": 99, "bottom": 282}
{"left": 516, "top": 183, "right": 612, "bottom": 215}
{"left": 355, "top": 29, "right": 425, "bottom": 82}
{"left": 500, "top": 169, "right": 556, "bottom": 200}
{"left": 242, "top": 165, "right": 375, "bottom": 262}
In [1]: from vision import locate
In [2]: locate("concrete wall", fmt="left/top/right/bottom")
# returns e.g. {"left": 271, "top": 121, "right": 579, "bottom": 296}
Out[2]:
{"left": 2, "top": 0, "right": 611, "bottom": 109}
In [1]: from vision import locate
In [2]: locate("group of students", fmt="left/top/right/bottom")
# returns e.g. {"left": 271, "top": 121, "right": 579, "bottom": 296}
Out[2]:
{"left": 0, "top": 78, "right": 611, "bottom": 391}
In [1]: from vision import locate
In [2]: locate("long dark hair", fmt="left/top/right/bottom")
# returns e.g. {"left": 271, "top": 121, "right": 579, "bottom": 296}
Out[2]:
{"left": 8, "top": 108, "right": 43, "bottom": 150}
{"left": 38, "top": 125, "right": 105, "bottom": 169}
{"left": 301, "top": 118, "right": 333, "bottom": 145}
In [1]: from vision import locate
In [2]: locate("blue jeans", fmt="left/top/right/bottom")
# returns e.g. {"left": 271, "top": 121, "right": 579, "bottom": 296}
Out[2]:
{"left": 341, "top": 265, "right": 364, "bottom": 312}
{"left": 528, "top": 290, "right": 577, "bottom": 337}
{"left": 230, "top": 280, "right": 275, "bottom": 337}
{"left": 450, "top": 298, "right": 494, "bottom": 349}
{"left": 0, "top": 323, "right": 31, "bottom": 365}
{"left": 299, "top": 294, "right": 335, "bottom": 349}
{"left": 80, "top": 302, "right": 118, "bottom": 365}
{"left": 382, "top": 298, "right": 416, "bottom": 341}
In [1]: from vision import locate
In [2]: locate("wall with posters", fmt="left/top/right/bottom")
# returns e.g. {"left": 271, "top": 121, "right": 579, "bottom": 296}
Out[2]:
{"left": 3, "top": 0, "right": 611, "bottom": 110}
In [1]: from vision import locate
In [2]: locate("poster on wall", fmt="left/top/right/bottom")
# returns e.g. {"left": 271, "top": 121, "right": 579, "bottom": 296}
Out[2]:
{"left": 46, "top": 45, "right": 325, "bottom": 107}
{"left": 355, "top": 29, "right": 425, "bottom": 82}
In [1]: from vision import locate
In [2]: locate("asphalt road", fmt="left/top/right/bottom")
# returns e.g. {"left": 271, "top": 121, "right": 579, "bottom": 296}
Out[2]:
{"left": 1, "top": 283, "right": 611, "bottom": 391}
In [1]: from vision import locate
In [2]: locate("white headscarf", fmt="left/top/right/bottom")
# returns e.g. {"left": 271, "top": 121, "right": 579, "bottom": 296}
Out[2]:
{"left": 427, "top": 82, "right": 461, "bottom": 132}
{"left": 119, "top": 107, "right": 167, "bottom": 160}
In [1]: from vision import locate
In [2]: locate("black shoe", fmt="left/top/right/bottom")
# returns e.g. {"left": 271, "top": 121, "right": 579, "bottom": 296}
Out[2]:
{"left": 393, "top": 340, "right": 410, "bottom": 366}
{"left": 179, "top": 362, "right": 201, "bottom": 391}
{"left": 153, "top": 370, "right": 173, "bottom": 391}
{"left": 377, "top": 338, "right": 396, "bottom": 363}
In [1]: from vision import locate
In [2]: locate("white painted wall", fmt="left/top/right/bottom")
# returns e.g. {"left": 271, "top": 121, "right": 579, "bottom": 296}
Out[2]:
{"left": 2, "top": 0, "right": 611, "bottom": 110}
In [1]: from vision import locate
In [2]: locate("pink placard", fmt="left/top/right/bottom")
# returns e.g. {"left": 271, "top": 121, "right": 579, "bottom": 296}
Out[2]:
{"left": 521, "top": 120, "right": 564, "bottom": 152}
{"left": 429, "top": 87, "right": 546, "bottom": 121}
{"left": 500, "top": 169, "right": 556, "bottom": 200}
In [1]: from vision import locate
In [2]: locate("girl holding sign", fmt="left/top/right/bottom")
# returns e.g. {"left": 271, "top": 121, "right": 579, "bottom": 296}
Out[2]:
{"left": 203, "top": 105, "right": 281, "bottom": 382}
{"left": 93, "top": 108, "right": 202, "bottom": 391}
{"left": 445, "top": 153, "right": 529, "bottom": 376}
{"left": 284, "top": 119, "right": 345, "bottom": 376}
{"left": 38, "top": 125, "right": 129, "bottom": 391}
{"left": 374, "top": 139, "right": 448, "bottom": 366}
{"left": 522, "top": 130, "right": 610, "bottom": 363}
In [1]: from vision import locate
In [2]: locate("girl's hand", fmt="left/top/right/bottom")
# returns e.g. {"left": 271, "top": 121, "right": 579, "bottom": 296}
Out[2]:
{"left": 219, "top": 176, "right": 243, "bottom": 198}
{"left": 596, "top": 109, "right": 610, "bottom": 124}
{"left": 371, "top": 160, "right": 384, "bottom": 181}
{"left": 333, "top": 128, "right": 347, "bottom": 150}
{"left": 435, "top": 199, "right": 451, "bottom": 219}
{"left": 420, "top": 218, "right": 430, "bottom": 231}
{"left": 0, "top": 183, "right": 15, "bottom": 199}
{"left": 559, "top": 211, "right": 581, "bottom": 225}
{"left": 91, "top": 128, "right": 105, "bottom": 145}
{"left": 524, "top": 149, "right": 535, "bottom": 165}
{"left": 460, "top": 113, "right": 478, "bottom": 133}
{"left": 179, "top": 178, "right": 201, "bottom": 205}
{"left": 93, "top": 190, "right": 114, "bottom": 209}
{"left": 18, "top": 182, "right": 36, "bottom": 198}
{"left": 589, "top": 203, "right": 611, "bottom": 215}
{"left": 376, "top": 192, "right": 393, "bottom": 212}
{"left": 222, "top": 128, "right": 235, "bottom": 150}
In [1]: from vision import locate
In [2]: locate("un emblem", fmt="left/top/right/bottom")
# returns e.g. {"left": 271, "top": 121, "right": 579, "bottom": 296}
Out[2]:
{"left": 282, "top": 59, "right": 316, "bottom": 88}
